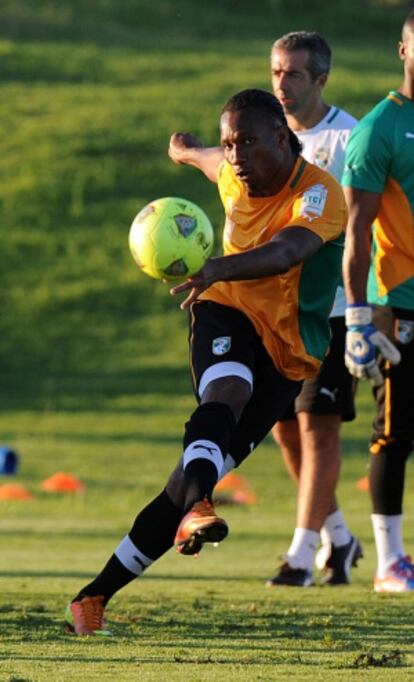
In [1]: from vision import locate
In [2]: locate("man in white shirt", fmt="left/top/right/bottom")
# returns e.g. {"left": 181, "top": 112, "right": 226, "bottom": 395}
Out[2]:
{"left": 267, "top": 32, "right": 362, "bottom": 586}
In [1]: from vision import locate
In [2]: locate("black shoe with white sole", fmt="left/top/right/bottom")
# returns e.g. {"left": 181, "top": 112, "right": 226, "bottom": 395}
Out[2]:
{"left": 266, "top": 562, "right": 314, "bottom": 587}
{"left": 319, "top": 536, "right": 363, "bottom": 585}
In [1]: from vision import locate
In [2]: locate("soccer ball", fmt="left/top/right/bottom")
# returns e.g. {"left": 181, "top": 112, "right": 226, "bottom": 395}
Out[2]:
{"left": 129, "top": 197, "right": 214, "bottom": 281}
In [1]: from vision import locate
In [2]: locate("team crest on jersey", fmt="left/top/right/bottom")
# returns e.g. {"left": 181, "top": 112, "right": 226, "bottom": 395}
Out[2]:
{"left": 395, "top": 319, "right": 414, "bottom": 345}
{"left": 299, "top": 184, "right": 328, "bottom": 221}
{"left": 212, "top": 336, "right": 231, "bottom": 355}
{"left": 314, "top": 147, "right": 330, "bottom": 168}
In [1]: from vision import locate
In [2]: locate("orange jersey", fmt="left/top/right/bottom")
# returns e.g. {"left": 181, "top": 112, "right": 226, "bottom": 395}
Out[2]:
{"left": 200, "top": 157, "right": 347, "bottom": 381}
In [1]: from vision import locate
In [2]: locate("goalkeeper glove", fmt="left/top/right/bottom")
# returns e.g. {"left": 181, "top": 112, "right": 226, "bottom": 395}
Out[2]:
{"left": 345, "top": 305, "right": 401, "bottom": 386}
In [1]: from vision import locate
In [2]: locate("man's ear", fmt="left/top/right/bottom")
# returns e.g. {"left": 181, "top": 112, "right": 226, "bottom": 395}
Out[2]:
{"left": 398, "top": 40, "right": 406, "bottom": 61}
{"left": 277, "top": 125, "right": 290, "bottom": 149}
{"left": 316, "top": 73, "right": 328, "bottom": 89}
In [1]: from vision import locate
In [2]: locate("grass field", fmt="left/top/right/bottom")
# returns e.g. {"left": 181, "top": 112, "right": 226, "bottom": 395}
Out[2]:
{"left": 1, "top": 0, "right": 414, "bottom": 680}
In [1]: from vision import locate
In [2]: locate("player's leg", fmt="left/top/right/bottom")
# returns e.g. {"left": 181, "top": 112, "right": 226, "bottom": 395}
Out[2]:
{"left": 173, "top": 301, "right": 259, "bottom": 554}
{"left": 266, "top": 413, "right": 342, "bottom": 587}
{"left": 267, "top": 317, "right": 361, "bottom": 587}
{"left": 313, "top": 319, "right": 362, "bottom": 582}
{"left": 66, "top": 302, "right": 256, "bottom": 634}
{"left": 272, "top": 415, "right": 301, "bottom": 484}
{"left": 369, "top": 307, "right": 414, "bottom": 592}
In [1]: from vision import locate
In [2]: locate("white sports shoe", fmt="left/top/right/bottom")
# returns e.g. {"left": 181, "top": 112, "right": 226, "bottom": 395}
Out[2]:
{"left": 374, "top": 556, "right": 414, "bottom": 593}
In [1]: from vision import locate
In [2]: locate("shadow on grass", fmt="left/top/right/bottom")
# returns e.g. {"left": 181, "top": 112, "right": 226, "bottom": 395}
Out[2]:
{"left": 1, "top": 592, "right": 412, "bottom": 669}
{"left": 0, "top": 365, "right": 192, "bottom": 413}
{"left": 0, "top": 569, "right": 263, "bottom": 581}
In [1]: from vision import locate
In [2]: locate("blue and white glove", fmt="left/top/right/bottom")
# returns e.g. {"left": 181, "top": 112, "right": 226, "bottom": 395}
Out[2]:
{"left": 345, "top": 305, "right": 401, "bottom": 386}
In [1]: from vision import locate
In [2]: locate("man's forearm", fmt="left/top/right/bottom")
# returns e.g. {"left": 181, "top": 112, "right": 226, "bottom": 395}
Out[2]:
{"left": 342, "top": 187, "right": 380, "bottom": 304}
{"left": 210, "top": 242, "right": 292, "bottom": 282}
{"left": 343, "top": 220, "right": 371, "bottom": 303}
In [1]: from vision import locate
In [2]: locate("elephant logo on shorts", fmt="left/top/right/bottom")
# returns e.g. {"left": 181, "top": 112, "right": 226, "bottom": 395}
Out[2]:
{"left": 212, "top": 336, "right": 231, "bottom": 355}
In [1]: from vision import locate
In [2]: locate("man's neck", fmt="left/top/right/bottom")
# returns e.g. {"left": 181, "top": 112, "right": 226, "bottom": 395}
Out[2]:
{"left": 247, "top": 154, "right": 297, "bottom": 197}
{"left": 397, "top": 76, "right": 414, "bottom": 101}
{"left": 287, "top": 101, "right": 330, "bottom": 132}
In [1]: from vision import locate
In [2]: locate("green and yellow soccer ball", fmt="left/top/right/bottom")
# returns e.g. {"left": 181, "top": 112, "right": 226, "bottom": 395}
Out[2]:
{"left": 129, "top": 197, "right": 214, "bottom": 281}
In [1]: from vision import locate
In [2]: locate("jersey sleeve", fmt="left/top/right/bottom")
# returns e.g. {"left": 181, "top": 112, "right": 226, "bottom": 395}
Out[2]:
{"left": 341, "top": 113, "right": 392, "bottom": 193}
{"left": 287, "top": 176, "right": 347, "bottom": 242}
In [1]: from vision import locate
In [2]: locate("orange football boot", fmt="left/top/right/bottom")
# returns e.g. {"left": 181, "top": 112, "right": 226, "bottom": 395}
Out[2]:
{"left": 174, "top": 497, "right": 228, "bottom": 555}
{"left": 65, "top": 595, "right": 111, "bottom": 636}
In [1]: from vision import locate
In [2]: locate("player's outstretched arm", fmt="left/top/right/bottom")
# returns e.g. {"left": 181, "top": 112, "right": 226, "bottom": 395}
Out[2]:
{"left": 342, "top": 187, "right": 401, "bottom": 385}
{"left": 168, "top": 132, "right": 224, "bottom": 183}
{"left": 170, "top": 226, "right": 323, "bottom": 309}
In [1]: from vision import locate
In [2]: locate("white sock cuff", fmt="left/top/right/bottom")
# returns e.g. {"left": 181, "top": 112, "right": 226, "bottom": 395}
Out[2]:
{"left": 198, "top": 361, "right": 253, "bottom": 398}
{"left": 114, "top": 535, "right": 153, "bottom": 576}
{"left": 183, "top": 439, "right": 224, "bottom": 476}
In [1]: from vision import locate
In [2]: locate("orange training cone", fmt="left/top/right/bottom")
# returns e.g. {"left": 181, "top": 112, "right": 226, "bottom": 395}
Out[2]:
{"left": 214, "top": 472, "right": 257, "bottom": 506}
{"left": 0, "top": 483, "right": 34, "bottom": 500}
{"left": 231, "top": 489, "right": 258, "bottom": 505}
{"left": 356, "top": 476, "right": 370, "bottom": 492}
{"left": 41, "top": 472, "right": 85, "bottom": 493}
{"left": 215, "top": 472, "right": 250, "bottom": 492}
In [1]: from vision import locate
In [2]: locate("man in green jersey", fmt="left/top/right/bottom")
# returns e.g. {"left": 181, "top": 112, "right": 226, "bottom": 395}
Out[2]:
{"left": 342, "top": 11, "right": 414, "bottom": 592}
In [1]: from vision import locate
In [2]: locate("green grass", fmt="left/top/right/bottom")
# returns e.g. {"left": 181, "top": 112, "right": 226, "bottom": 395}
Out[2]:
{"left": 1, "top": 0, "right": 414, "bottom": 679}
{"left": 1, "top": 384, "right": 414, "bottom": 681}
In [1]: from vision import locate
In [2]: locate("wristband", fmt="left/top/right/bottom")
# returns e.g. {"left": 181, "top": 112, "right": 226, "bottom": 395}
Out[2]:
{"left": 345, "top": 304, "right": 372, "bottom": 326}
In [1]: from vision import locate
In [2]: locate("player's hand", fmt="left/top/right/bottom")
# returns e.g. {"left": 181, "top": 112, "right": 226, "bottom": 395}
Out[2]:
{"left": 169, "top": 259, "right": 218, "bottom": 310}
{"left": 168, "top": 132, "right": 204, "bottom": 165}
{"left": 345, "top": 305, "right": 401, "bottom": 386}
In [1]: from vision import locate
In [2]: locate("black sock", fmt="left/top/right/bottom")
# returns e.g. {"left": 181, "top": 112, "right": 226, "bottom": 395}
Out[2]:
{"left": 369, "top": 439, "right": 411, "bottom": 515}
{"left": 182, "top": 402, "right": 236, "bottom": 511}
{"left": 73, "top": 490, "right": 182, "bottom": 604}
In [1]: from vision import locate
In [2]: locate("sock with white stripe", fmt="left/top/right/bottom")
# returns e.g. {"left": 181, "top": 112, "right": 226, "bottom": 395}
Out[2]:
{"left": 182, "top": 402, "right": 236, "bottom": 512}
{"left": 73, "top": 490, "right": 182, "bottom": 603}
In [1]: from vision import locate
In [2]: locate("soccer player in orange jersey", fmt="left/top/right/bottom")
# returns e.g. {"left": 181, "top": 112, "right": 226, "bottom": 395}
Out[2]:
{"left": 66, "top": 89, "right": 346, "bottom": 635}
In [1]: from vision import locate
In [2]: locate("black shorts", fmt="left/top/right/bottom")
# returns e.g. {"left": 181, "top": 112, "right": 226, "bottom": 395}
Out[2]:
{"left": 190, "top": 300, "right": 302, "bottom": 466}
{"left": 371, "top": 306, "right": 414, "bottom": 450}
{"left": 279, "top": 316, "right": 356, "bottom": 422}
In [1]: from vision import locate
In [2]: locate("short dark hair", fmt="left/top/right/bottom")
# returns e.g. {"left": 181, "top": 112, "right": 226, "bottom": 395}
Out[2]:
{"left": 271, "top": 31, "right": 332, "bottom": 81}
{"left": 221, "top": 88, "right": 302, "bottom": 156}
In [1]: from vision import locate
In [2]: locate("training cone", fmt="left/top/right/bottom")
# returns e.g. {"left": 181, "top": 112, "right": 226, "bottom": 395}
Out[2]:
{"left": 214, "top": 472, "right": 257, "bottom": 506}
{"left": 356, "top": 476, "right": 370, "bottom": 492}
{"left": 215, "top": 472, "right": 250, "bottom": 493}
{"left": 231, "top": 489, "right": 258, "bottom": 505}
{"left": 41, "top": 472, "right": 85, "bottom": 494}
{"left": 0, "top": 483, "right": 34, "bottom": 501}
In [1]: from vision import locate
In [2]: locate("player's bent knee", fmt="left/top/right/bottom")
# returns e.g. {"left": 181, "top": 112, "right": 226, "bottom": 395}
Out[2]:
{"left": 199, "top": 361, "right": 253, "bottom": 397}
{"left": 201, "top": 377, "right": 252, "bottom": 421}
